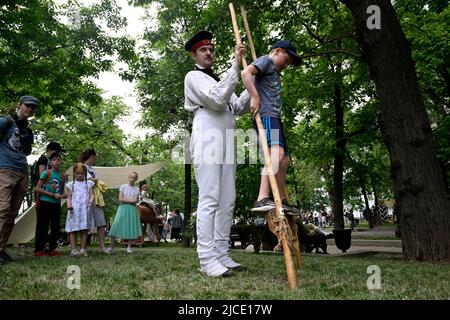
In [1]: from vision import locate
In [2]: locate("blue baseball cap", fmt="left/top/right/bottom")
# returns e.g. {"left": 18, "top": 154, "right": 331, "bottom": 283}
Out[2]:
{"left": 270, "top": 40, "right": 302, "bottom": 66}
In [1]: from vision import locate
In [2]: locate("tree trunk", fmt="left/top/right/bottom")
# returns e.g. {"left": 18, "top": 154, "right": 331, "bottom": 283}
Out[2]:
{"left": 360, "top": 173, "right": 373, "bottom": 228}
{"left": 182, "top": 137, "right": 192, "bottom": 248}
{"left": 373, "top": 185, "right": 380, "bottom": 229}
{"left": 340, "top": 0, "right": 450, "bottom": 261}
{"left": 360, "top": 174, "right": 370, "bottom": 211}
{"left": 332, "top": 78, "right": 346, "bottom": 230}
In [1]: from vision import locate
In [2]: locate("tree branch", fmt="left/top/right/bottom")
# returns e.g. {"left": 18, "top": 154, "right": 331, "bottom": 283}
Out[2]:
{"left": 74, "top": 105, "right": 95, "bottom": 123}
{"left": 1, "top": 45, "right": 72, "bottom": 77}
{"left": 301, "top": 49, "right": 361, "bottom": 59}
{"left": 337, "top": 110, "right": 382, "bottom": 144}
{"left": 111, "top": 139, "right": 139, "bottom": 162}
{"left": 301, "top": 33, "right": 354, "bottom": 55}
{"left": 301, "top": 21, "right": 324, "bottom": 43}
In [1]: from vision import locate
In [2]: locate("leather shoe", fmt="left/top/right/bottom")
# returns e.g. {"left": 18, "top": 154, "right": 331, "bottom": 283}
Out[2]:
{"left": 230, "top": 265, "right": 247, "bottom": 272}
{"left": 221, "top": 269, "right": 232, "bottom": 277}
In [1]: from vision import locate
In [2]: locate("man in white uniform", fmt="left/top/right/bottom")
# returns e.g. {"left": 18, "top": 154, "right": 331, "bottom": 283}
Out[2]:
{"left": 184, "top": 31, "right": 250, "bottom": 277}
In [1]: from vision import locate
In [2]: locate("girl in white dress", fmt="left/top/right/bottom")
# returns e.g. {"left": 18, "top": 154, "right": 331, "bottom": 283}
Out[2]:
{"left": 79, "top": 149, "right": 108, "bottom": 253}
{"left": 107, "top": 172, "right": 142, "bottom": 253}
{"left": 65, "top": 163, "right": 94, "bottom": 257}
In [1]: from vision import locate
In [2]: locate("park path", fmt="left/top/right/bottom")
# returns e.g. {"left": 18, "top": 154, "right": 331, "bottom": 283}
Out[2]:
{"left": 243, "top": 225, "right": 403, "bottom": 256}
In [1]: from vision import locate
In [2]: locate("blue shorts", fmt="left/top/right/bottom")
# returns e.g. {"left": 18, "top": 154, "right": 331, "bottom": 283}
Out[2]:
{"left": 254, "top": 116, "right": 289, "bottom": 155}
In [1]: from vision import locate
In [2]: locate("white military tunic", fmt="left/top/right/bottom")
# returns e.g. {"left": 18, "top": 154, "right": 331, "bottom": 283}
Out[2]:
{"left": 184, "top": 62, "right": 250, "bottom": 275}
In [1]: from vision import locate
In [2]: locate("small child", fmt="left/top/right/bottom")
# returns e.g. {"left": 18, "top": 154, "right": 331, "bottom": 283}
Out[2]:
{"left": 107, "top": 172, "right": 142, "bottom": 253}
{"left": 79, "top": 148, "right": 108, "bottom": 253}
{"left": 65, "top": 163, "right": 94, "bottom": 257}
{"left": 242, "top": 40, "right": 302, "bottom": 215}
{"left": 33, "top": 152, "right": 67, "bottom": 256}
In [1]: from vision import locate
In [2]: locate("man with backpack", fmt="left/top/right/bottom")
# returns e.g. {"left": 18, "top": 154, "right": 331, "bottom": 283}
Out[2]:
{"left": 0, "top": 95, "right": 39, "bottom": 264}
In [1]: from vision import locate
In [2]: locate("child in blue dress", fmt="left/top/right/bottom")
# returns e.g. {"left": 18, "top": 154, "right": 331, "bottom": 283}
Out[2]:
{"left": 107, "top": 172, "right": 142, "bottom": 253}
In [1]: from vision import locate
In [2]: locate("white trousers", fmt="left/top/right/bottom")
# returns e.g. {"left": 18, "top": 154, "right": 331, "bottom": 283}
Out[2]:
{"left": 191, "top": 108, "right": 236, "bottom": 268}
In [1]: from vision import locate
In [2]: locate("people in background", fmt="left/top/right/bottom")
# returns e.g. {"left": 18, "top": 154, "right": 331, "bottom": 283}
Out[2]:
{"left": 168, "top": 209, "right": 183, "bottom": 243}
{"left": 107, "top": 172, "right": 142, "bottom": 253}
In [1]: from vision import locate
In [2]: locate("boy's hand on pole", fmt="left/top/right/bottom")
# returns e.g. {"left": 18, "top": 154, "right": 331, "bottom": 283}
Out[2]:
{"left": 234, "top": 43, "right": 247, "bottom": 68}
{"left": 250, "top": 96, "right": 260, "bottom": 117}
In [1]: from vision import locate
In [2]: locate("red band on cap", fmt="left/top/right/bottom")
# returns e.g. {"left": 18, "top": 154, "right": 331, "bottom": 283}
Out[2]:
{"left": 191, "top": 39, "right": 213, "bottom": 53}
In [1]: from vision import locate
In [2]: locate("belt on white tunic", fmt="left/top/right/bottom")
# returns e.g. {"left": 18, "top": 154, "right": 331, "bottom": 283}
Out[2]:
{"left": 195, "top": 104, "right": 233, "bottom": 113}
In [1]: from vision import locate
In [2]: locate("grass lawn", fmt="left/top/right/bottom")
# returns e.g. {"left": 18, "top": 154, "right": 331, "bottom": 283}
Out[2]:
{"left": 1, "top": 243, "right": 448, "bottom": 300}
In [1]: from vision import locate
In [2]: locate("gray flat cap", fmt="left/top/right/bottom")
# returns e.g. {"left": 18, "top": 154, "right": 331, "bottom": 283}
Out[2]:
{"left": 19, "top": 95, "right": 40, "bottom": 106}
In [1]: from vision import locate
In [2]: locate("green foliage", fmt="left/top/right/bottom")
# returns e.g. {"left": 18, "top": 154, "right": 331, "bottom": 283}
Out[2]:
{"left": 0, "top": 0, "right": 137, "bottom": 117}
{"left": 133, "top": 0, "right": 438, "bottom": 216}
{"left": 2, "top": 0, "right": 446, "bottom": 218}
{"left": 133, "top": 0, "right": 248, "bottom": 132}
{"left": 396, "top": 1, "right": 450, "bottom": 187}
{"left": 30, "top": 97, "right": 131, "bottom": 168}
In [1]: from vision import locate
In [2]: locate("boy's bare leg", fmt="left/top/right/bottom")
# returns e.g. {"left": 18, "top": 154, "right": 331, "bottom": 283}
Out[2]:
{"left": 271, "top": 145, "right": 285, "bottom": 200}
{"left": 257, "top": 145, "right": 286, "bottom": 201}
{"left": 257, "top": 170, "right": 271, "bottom": 201}
{"left": 276, "top": 154, "right": 290, "bottom": 201}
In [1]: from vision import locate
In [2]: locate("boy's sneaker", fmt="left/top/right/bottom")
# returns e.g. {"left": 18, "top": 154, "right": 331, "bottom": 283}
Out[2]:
{"left": 71, "top": 249, "right": 80, "bottom": 257}
{"left": 252, "top": 198, "right": 276, "bottom": 212}
{"left": 79, "top": 248, "right": 88, "bottom": 257}
{"left": 126, "top": 247, "right": 133, "bottom": 253}
{"left": 47, "top": 250, "right": 61, "bottom": 257}
{"left": 282, "top": 199, "right": 300, "bottom": 215}
{"left": 33, "top": 251, "right": 46, "bottom": 257}
{"left": 102, "top": 248, "right": 112, "bottom": 254}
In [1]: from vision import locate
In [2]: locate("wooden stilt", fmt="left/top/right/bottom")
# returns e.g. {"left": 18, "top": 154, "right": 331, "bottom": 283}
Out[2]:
{"left": 229, "top": 2, "right": 298, "bottom": 289}
{"left": 283, "top": 184, "right": 303, "bottom": 269}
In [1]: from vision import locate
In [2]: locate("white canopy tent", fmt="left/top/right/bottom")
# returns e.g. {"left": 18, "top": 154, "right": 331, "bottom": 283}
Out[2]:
{"left": 8, "top": 162, "right": 165, "bottom": 244}
{"left": 81, "top": 162, "right": 165, "bottom": 189}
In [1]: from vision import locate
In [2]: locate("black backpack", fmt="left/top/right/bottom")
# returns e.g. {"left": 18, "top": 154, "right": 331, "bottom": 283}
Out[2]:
{"left": 30, "top": 155, "right": 49, "bottom": 188}
{"left": 30, "top": 161, "right": 40, "bottom": 188}
{"left": 0, "top": 115, "right": 14, "bottom": 141}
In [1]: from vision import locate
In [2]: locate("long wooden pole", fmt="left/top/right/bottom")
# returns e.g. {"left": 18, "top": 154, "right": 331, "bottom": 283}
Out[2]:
{"left": 229, "top": 2, "right": 297, "bottom": 289}
{"left": 239, "top": 6, "right": 257, "bottom": 62}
